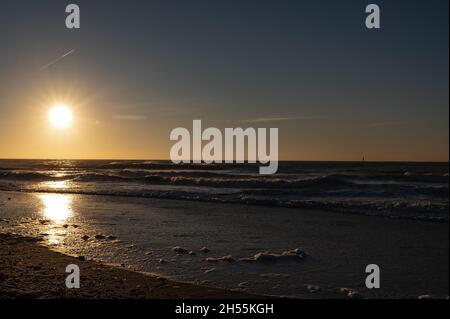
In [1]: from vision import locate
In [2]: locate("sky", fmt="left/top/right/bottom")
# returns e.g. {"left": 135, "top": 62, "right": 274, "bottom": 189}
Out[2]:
{"left": 0, "top": 0, "right": 448, "bottom": 161}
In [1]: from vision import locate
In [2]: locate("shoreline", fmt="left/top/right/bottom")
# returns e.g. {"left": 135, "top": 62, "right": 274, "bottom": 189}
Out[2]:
{"left": 1, "top": 189, "right": 447, "bottom": 224}
{"left": 0, "top": 190, "right": 448, "bottom": 299}
{"left": 0, "top": 233, "right": 262, "bottom": 299}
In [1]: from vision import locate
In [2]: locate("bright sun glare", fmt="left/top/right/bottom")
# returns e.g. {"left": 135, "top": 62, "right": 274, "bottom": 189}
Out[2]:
{"left": 49, "top": 104, "right": 73, "bottom": 129}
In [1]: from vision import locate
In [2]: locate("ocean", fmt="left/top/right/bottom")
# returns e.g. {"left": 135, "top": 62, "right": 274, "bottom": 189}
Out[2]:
{"left": 0, "top": 160, "right": 448, "bottom": 297}
{"left": 0, "top": 160, "right": 448, "bottom": 220}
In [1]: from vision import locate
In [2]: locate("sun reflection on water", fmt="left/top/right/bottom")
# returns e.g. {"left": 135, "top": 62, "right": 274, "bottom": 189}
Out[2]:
{"left": 38, "top": 193, "right": 73, "bottom": 223}
{"left": 40, "top": 180, "right": 71, "bottom": 190}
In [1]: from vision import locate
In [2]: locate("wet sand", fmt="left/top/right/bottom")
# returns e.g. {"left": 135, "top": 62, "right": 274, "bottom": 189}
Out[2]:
{"left": 0, "top": 191, "right": 448, "bottom": 299}
{"left": 0, "top": 233, "right": 258, "bottom": 299}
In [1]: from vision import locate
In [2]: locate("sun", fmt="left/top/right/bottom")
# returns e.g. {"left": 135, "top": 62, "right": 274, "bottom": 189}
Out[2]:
{"left": 49, "top": 104, "right": 73, "bottom": 129}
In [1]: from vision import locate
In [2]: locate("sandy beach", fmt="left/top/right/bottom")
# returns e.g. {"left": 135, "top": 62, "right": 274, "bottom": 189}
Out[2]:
{"left": 0, "top": 233, "right": 260, "bottom": 299}
{"left": 0, "top": 190, "right": 448, "bottom": 299}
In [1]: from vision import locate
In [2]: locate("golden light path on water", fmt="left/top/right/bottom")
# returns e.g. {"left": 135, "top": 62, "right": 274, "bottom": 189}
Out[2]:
{"left": 44, "top": 180, "right": 71, "bottom": 189}
{"left": 36, "top": 181, "right": 74, "bottom": 245}
{"left": 38, "top": 193, "right": 73, "bottom": 222}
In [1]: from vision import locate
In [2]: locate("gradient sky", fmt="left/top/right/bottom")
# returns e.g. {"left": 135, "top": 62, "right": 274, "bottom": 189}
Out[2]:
{"left": 0, "top": 0, "right": 448, "bottom": 161}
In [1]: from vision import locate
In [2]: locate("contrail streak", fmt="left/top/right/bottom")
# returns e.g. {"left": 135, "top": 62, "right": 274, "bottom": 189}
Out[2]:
{"left": 37, "top": 49, "right": 76, "bottom": 72}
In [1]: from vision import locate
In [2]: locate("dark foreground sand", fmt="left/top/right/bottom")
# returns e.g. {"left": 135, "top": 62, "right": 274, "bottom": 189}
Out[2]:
{"left": 0, "top": 190, "right": 448, "bottom": 299}
{"left": 0, "top": 233, "right": 258, "bottom": 299}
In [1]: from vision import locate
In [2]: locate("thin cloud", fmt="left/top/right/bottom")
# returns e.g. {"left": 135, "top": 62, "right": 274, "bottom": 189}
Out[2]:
{"left": 363, "top": 121, "right": 403, "bottom": 128}
{"left": 37, "top": 49, "right": 76, "bottom": 72}
{"left": 240, "top": 116, "right": 315, "bottom": 124}
{"left": 112, "top": 114, "right": 148, "bottom": 121}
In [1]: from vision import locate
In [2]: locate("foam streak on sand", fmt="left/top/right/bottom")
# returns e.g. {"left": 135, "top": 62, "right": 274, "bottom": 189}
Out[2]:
{"left": 0, "top": 233, "right": 258, "bottom": 299}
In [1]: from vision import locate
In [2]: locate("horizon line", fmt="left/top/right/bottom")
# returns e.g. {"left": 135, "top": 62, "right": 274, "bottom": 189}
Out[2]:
{"left": 0, "top": 157, "right": 448, "bottom": 164}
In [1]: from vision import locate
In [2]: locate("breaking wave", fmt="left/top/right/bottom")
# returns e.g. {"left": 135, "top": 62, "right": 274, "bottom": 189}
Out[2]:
{"left": 0, "top": 160, "right": 448, "bottom": 221}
